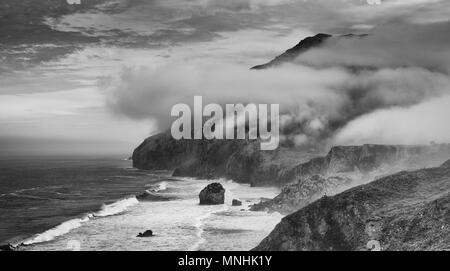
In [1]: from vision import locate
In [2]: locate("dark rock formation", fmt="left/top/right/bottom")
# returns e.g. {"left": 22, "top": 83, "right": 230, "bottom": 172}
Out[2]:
{"left": 133, "top": 131, "right": 314, "bottom": 186}
{"left": 232, "top": 199, "right": 242, "bottom": 206}
{"left": 136, "top": 191, "right": 174, "bottom": 201}
{"left": 137, "top": 230, "right": 153, "bottom": 238}
{"left": 251, "top": 175, "right": 353, "bottom": 214}
{"left": 254, "top": 161, "right": 450, "bottom": 251}
{"left": 279, "top": 144, "right": 450, "bottom": 183}
{"left": 199, "top": 183, "right": 225, "bottom": 205}
{"left": 442, "top": 159, "right": 450, "bottom": 168}
{"left": 251, "top": 33, "right": 368, "bottom": 70}
{"left": 133, "top": 132, "right": 450, "bottom": 189}
{"left": 251, "top": 33, "right": 332, "bottom": 70}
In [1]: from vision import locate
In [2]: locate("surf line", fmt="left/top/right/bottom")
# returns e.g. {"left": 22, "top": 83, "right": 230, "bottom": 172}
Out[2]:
{"left": 189, "top": 204, "right": 229, "bottom": 251}
{"left": 20, "top": 197, "right": 139, "bottom": 246}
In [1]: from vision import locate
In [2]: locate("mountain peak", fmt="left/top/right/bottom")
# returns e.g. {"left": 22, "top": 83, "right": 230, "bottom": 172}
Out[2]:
{"left": 251, "top": 33, "right": 332, "bottom": 70}
{"left": 251, "top": 33, "right": 369, "bottom": 70}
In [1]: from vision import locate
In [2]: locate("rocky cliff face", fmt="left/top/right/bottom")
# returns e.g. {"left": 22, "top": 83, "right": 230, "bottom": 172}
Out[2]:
{"left": 132, "top": 131, "right": 315, "bottom": 186}
{"left": 280, "top": 144, "right": 450, "bottom": 183}
{"left": 253, "top": 159, "right": 450, "bottom": 251}
{"left": 251, "top": 144, "right": 450, "bottom": 213}
{"left": 251, "top": 175, "right": 354, "bottom": 214}
{"left": 251, "top": 33, "right": 367, "bottom": 70}
{"left": 199, "top": 183, "right": 225, "bottom": 205}
{"left": 133, "top": 132, "right": 450, "bottom": 188}
{"left": 251, "top": 33, "right": 332, "bottom": 70}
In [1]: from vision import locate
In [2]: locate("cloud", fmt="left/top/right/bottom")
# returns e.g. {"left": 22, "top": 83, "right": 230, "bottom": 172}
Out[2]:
{"left": 46, "top": 0, "right": 450, "bottom": 46}
{"left": 105, "top": 63, "right": 349, "bottom": 131}
{"left": 334, "top": 94, "right": 450, "bottom": 145}
{"left": 297, "top": 21, "right": 450, "bottom": 72}
{"left": 105, "top": 18, "right": 450, "bottom": 148}
{"left": 106, "top": 63, "right": 450, "bottom": 147}
{"left": 8, "top": 0, "right": 448, "bottom": 153}
{"left": 205, "top": 0, "right": 293, "bottom": 11}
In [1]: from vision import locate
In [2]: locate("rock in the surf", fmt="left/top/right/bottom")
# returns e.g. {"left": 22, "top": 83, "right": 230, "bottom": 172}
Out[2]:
{"left": 232, "top": 199, "right": 242, "bottom": 206}
{"left": 199, "top": 183, "right": 225, "bottom": 205}
{"left": 136, "top": 191, "right": 172, "bottom": 201}
{"left": 137, "top": 230, "right": 154, "bottom": 238}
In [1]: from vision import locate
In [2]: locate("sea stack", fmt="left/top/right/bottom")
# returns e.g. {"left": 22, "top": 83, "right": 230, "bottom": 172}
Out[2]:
{"left": 199, "top": 183, "right": 225, "bottom": 205}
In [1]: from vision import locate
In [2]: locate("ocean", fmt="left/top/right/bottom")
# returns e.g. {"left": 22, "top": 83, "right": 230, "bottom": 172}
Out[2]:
{"left": 0, "top": 157, "right": 282, "bottom": 251}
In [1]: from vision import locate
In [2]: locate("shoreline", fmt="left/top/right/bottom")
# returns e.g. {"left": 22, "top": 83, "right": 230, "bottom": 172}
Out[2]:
{"left": 2, "top": 177, "right": 282, "bottom": 251}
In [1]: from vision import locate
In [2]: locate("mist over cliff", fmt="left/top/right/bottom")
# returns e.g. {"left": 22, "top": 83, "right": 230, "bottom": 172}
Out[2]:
{"left": 108, "top": 22, "right": 450, "bottom": 150}
{"left": 2, "top": 0, "right": 450, "bottom": 156}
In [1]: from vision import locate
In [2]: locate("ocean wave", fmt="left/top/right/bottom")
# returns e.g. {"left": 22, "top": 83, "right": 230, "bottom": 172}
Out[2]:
{"left": 144, "top": 181, "right": 169, "bottom": 193}
{"left": 110, "top": 175, "right": 138, "bottom": 179}
{"left": 0, "top": 187, "right": 42, "bottom": 198}
{"left": 153, "top": 181, "right": 168, "bottom": 192}
{"left": 93, "top": 197, "right": 139, "bottom": 217}
{"left": 6, "top": 193, "right": 54, "bottom": 201}
{"left": 21, "top": 196, "right": 139, "bottom": 246}
{"left": 22, "top": 216, "right": 91, "bottom": 245}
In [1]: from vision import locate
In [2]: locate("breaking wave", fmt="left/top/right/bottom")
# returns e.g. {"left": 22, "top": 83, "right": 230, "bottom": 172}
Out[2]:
{"left": 145, "top": 181, "right": 168, "bottom": 193}
{"left": 22, "top": 197, "right": 139, "bottom": 245}
{"left": 153, "top": 181, "right": 168, "bottom": 192}
{"left": 93, "top": 197, "right": 139, "bottom": 217}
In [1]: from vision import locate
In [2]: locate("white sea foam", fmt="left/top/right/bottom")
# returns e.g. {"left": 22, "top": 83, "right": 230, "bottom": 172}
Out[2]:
{"left": 22, "top": 216, "right": 90, "bottom": 245}
{"left": 23, "top": 178, "right": 282, "bottom": 251}
{"left": 1, "top": 187, "right": 42, "bottom": 199}
{"left": 93, "top": 197, "right": 139, "bottom": 217}
{"left": 22, "top": 197, "right": 139, "bottom": 245}
{"left": 189, "top": 204, "right": 229, "bottom": 251}
{"left": 153, "top": 181, "right": 168, "bottom": 192}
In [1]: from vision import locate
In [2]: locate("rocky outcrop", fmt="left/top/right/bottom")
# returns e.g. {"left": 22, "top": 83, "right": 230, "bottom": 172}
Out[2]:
{"left": 250, "top": 144, "right": 450, "bottom": 214}
{"left": 199, "top": 183, "right": 225, "bottom": 205}
{"left": 442, "top": 159, "right": 450, "bottom": 168}
{"left": 279, "top": 144, "right": 450, "bottom": 183}
{"left": 133, "top": 131, "right": 314, "bottom": 186}
{"left": 251, "top": 33, "right": 368, "bottom": 70}
{"left": 137, "top": 230, "right": 153, "bottom": 238}
{"left": 251, "top": 33, "right": 332, "bottom": 70}
{"left": 232, "top": 199, "right": 242, "bottom": 206}
{"left": 254, "top": 161, "right": 450, "bottom": 251}
{"left": 251, "top": 175, "right": 353, "bottom": 214}
{"left": 133, "top": 131, "right": 450, "bottom": 188}
{"left": 136, "top": 191, "right": 174, "bottom": 201}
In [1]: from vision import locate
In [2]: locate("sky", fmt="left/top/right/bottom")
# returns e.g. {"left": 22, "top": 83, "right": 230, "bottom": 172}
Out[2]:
{"left": 0, "top": 0, "right": 449, "bottom": 156}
